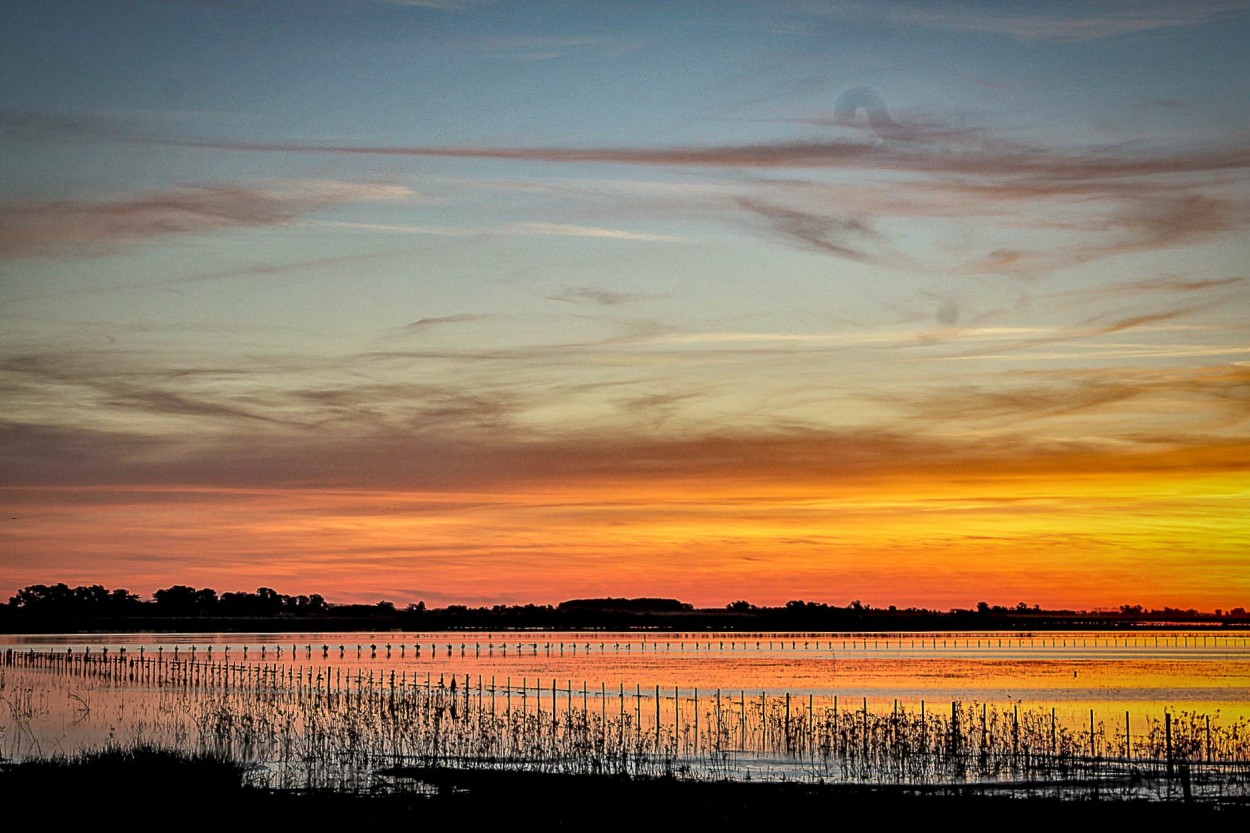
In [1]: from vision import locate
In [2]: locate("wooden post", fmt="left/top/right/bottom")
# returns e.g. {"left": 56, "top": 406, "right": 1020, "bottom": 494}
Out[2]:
{"left": 863, "top": 697, "right": 869, "bottom": 760}
{"left": 952, "top": 701, "right": 961, "bottom": 758}
{"left": 982, "top": 702, "right": 988, "bottom": 757}
{"left": 674, "top": 685, "right": 680, "bottom": 754}
{"left": 741, "top": 690, "right": 746, "bottom": 750}
{"left": 1012, "top": 704, "right": 1018, "bottom": 760}
{"left": 1206, "top": 714, "right": 1211, "bottom": 762}
{"left": 635, "top": 683, "right": 641, "bottom": 737}
{"left": 808, "top": 693, "right": 814, "bottom": 758}
{"left": 1125, "top": 711, "right": 1131, "bottom": 760}
{"left": 655, "top": 684, "right": 661, "bottom": 750}
{"left": 1165, "top": 711, "right": 1174, "bottom": 778}
{"left": 762, "top": 691, "right": 768, "bottom": 751}
{"left": 834, "top": 695, "right": 839, "bottom": 756}
{"left": 693, "top": 687, "right": 698, "bottom": 754}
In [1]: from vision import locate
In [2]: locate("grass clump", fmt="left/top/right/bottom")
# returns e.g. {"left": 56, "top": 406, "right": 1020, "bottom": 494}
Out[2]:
{"left": 1, "top": 743, "right": 246, "bottom": 799}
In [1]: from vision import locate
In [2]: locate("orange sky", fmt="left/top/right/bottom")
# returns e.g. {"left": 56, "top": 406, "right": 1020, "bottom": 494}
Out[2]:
{"left": 3, "top": 1, "right": 1249, "bottom": 612}
{"left": 4, "top": 432, "right": 1246, "bottom": 609}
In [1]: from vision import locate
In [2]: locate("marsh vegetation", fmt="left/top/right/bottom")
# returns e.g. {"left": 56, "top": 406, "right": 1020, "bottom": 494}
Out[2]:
{"left": 4, "top": 640, "right": 1249, "bottom": 803}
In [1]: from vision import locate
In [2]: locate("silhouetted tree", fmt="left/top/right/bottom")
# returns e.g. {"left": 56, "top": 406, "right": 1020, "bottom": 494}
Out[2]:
{"left": 154, "top": 585, "right": 219, "bottom": 616}
{"left": 8, "top": 583, "right": 140, "bottom": 616}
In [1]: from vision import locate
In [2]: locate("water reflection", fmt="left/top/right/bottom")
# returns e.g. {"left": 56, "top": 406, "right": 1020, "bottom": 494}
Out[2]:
{"left": 3, "top": 629, "right": 1248, "bottom": 791}
{"left": 4, "top": 630, "right": 1246, "bottom": 711}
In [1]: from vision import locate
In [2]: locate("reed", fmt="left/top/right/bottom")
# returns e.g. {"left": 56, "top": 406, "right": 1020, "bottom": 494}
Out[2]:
{"left": 4, "top": 646, "right": 1249, "bottom": 802}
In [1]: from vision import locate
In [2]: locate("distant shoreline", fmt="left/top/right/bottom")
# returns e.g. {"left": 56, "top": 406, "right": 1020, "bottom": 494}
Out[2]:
{"left": 4, "top": 616, "right": 1247, "bottom": 634}
{"left": 5, "top": 610, "right": 1248, "bottom": 635}
{"left": 8, "top": 585, "right": 1246, "bottom": 634}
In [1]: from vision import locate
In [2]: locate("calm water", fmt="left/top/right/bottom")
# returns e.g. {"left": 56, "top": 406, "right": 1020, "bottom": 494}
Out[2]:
{"left": 4, "top": 629, "right": 1248, "bottom": 790}
{"left": 6, "top": 629, "right": 1248, "bottom": 712}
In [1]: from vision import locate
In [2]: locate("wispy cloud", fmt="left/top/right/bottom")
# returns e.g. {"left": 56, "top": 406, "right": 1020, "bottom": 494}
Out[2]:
{"left": 0, "top": 344, "right": 542, "bottom": 450}
{"left": 71, "top": 111, "right": 1244, "bottom": 277}
{"left": 5, "top": 410, "right": 1247, "bottom": 492}
{"left": 921, "top": 307, "right": 1206, "bottom": 359}
{"left": 379, "top": 1, "right": 498, "bottom": 9}
{"left": 17, "top": 103, "right": 1235, "bottom": 179}
{"left": 0, "top": 180, "right": 414, "bottom": 257}
{"left": 965, "top": 194, "right": 1246, "bottom": 277}
{"left": 0, "top": 350, "right": 290, "bottom": 428}
{"left": 321, "top": 219, "right": 677, "bottom": 241}
{"left": 129, "top": 132, "right": 1250, "bottom": 180}
{"left": 735, "top": 197, "right": 884, "bottom": 263}
{"left": 1035, "top": 276, "right": 1245, "bottom": 305}
{"left": 10, "top": 103, "right": 1249, "bottom": 278}
{"left": 505, "top": 222, "right": 679, "bottom": 241}
{"left": 405, "top": 314, "right": 487, "bottom": 331}
{"left": 465, "top": 36, "right": 640, "bottom": 62}
{"left": 883, "top": 364, "right": 1250, "bottom": 426}
{"left": 1, "top": 250, "right": 423, "bottom": 309}
{"left": 548, "top": 287, "right": 660, "bottom": 306}
{"left": 884, "top": 0, "right": 1250, "bottom": 42}
{"left": 320, "top": 220, "right": 469, "bottom": 236}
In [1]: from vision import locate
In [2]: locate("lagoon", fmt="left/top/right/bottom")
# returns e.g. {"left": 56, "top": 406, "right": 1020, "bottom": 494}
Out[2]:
{"left": 4, "top": 629, "right": 1248, "bottom": 795}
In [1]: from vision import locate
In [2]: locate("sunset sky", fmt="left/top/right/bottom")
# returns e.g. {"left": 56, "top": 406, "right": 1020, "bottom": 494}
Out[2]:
{"left": 2, "top": 1, "right": 1248, "bottom": 611}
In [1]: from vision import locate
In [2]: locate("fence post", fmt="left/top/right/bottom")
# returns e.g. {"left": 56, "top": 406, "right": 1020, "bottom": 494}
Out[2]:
{"left": 655, "top": 684, "right": 661, "bottom": 751}
{"left": 951, "top": 701, "right": 960, "bottom": 758}
{"left": 833, "top": 695, "right": 839, "bottom": 756}
{"left": 863, "top": 697, "right": 869, "bottom": 760}
{"left": 741, "top": 690, "right": 746, "bottom": 750}
{"left": 808, "top": 693, "right": 814, "bottom": 758}
{"left": 1165, "top": 711, "right": 1174, "bottom": 777}
{"left": 1012, "top": 704, "right": 1018, "bottom": 760}
{"left": 762, "top": 692, "right": 768, "bottom": 751}
{"left": 1206, "top": 714, "right": 1211, "bottom": 762}
{"left": 921, "top": 700, "right": 926, "bottom": 756}
{"left": 674, "top": 685, "right": 680, "bottom": 754}
{"left": 693, "top": 688, "right": 698, "bottom": 755}
{"left": 785, "top": 693, "right": 791, "bottom": 754}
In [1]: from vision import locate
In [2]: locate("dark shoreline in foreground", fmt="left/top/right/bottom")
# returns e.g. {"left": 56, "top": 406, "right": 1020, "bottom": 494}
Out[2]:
{"left": 4, "top": 749, "right": 1247, "bottom": 832}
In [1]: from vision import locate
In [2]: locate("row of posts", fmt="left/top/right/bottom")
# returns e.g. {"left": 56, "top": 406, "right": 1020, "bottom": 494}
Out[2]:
{"left": 3, "top": 646, "right": 1215, "bottom": 769}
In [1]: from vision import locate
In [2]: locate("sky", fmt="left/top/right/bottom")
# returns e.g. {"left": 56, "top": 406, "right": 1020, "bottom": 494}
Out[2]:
{"left": 1, "top": 0, "right": 1248, "bottom": 611}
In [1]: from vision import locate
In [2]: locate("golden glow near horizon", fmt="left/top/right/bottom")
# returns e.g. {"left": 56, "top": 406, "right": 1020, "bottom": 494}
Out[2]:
{"left": 2, "top": 1, "right": 1249, "bottom": 610}
{"left": 4, "top": 436, "right": 1246, "bottom": 609}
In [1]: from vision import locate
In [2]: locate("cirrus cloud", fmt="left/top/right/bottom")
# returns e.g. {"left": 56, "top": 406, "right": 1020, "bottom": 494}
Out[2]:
{"left": 0, "top": 179, "right": 415, "bottom": 257}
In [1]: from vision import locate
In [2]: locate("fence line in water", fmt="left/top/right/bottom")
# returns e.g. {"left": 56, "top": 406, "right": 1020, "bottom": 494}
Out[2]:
{"left": 4, "top": 646, "right": 1250, "bottom": 800}
{"left": 7, "top": 632, "right": 1250, "bottom": 659}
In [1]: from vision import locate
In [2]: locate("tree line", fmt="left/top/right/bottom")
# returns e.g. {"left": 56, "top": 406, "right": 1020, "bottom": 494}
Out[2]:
{"left": 2, "top": 582, "right": 1246, "bottom": 632}
{"left": 6, "top": 583, "right": 330, "bottom": 618}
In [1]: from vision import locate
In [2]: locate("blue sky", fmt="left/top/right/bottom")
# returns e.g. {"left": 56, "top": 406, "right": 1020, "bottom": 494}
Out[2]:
{"left": 2, "top": 1, "right": 1248, "bottom": 609}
